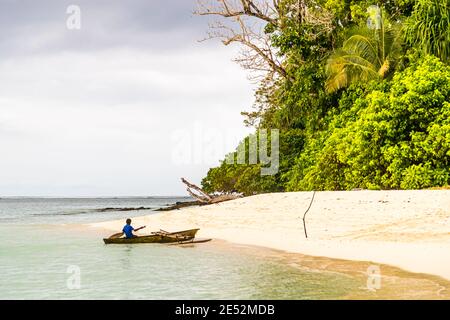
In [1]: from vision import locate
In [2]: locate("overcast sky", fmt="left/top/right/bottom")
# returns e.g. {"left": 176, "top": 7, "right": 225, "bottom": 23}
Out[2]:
{"left": 0, "top": 0, "right": 255, "bottom": 197}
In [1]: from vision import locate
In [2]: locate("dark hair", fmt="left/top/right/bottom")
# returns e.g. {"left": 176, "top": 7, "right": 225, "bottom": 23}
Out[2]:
{"left": 126, "top": 218, "right": 131, "bottom": 224}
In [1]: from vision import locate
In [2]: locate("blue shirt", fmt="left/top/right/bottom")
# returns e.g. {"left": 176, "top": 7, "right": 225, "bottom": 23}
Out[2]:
{"left": 122, "top": 224, "right": 134, "bottom": 238}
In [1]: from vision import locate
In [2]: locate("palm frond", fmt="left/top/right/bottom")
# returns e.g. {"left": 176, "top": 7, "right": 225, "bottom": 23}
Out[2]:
{"left": 325, "top": 50, "right": 379, "bottom": 93}
{"left": 343, "top": 34, "right": 380, "bottom": 67}
{"left": 404, "top": 0, "right": 450, "bottom": 62}
{"left": 325, "top": 9, "right": 403, "bottom": 93}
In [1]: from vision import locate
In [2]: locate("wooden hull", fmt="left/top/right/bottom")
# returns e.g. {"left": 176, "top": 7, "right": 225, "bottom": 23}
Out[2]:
{"left": 103, "top": 228, "right": 199, "bottom": 244}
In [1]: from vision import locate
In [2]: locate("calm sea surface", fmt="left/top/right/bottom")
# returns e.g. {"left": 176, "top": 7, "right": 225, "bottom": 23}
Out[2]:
{"left": 0, "top": 198, "right": 448, "bottom": 299}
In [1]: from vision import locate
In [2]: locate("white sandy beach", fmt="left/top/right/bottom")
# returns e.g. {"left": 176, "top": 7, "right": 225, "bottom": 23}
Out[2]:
{"left": 91, "top": 190, "right": 450, "bottom": 281}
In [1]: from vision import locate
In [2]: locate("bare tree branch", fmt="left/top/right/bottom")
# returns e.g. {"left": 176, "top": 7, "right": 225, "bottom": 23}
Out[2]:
{"left": 181, "top": 178, "right": 243, "bottom": 204}
{"left": 196, "top": 0, "right": 277, "bottom": 25}
{"left": 181, "top": 177, "right": 213, "bottom": 202}
{"left": 196, "top": 0, "right": 286, "bottom": 83}
{"left": 195, "top": 1, "right": 335, "bottom": 126}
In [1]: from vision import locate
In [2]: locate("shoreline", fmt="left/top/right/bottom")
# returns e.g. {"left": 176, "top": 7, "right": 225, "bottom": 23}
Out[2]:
{"left": 2, "top": 224, "right": 448, "bottom": 299}
{"left": 90, "top": 190, "right": 450, "bottom": 281}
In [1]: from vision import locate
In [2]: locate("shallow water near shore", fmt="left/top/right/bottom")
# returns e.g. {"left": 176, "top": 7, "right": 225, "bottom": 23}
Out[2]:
{"left": 0, "top": 198, "right": 449, "bottom": 299}
{"left": 1, "top": 224, "right": 448, "bottom": 299}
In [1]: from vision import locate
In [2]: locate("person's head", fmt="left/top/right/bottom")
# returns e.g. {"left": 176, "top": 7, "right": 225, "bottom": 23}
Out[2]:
{"left": 126, "top": 218, "right": 131, "bottom": 225}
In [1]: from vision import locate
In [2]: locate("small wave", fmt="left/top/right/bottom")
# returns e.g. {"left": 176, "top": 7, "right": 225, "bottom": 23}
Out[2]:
{"left": 28, "top": 207, "right": 157, "bottom": 217}
{"left": 29, "top": 211, "right": 94, "bottom": 217}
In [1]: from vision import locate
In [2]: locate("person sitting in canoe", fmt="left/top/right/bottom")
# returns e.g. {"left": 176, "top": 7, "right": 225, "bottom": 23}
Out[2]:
{"left": 121, "top": 218, "right": 146, "bottom": 238}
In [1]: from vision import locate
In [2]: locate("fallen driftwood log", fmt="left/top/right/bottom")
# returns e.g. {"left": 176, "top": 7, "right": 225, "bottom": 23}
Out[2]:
{"left": 181, "top": 178, "right": 242, "bottom": 204}
{"left": 156, "top": 178, "right": 242, "bottom": 211}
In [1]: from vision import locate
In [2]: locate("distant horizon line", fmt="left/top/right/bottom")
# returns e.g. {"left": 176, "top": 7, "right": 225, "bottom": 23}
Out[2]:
{"left": 0, "top": 195, "right": 191, "bottom": 199}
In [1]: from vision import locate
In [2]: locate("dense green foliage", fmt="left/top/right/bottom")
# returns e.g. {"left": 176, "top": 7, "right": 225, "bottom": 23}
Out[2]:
{"left": 202, "top": 129, "right": 304, "bottom": 194}
{"left": 325, "top": 10, "right": 402, "bottom": 92}
{"left": 287, "top": 56, "right": 449, "bottom": 190}
{"left": 404, "top": 0, "right": 450, "bottom": 62}
{"left": 202, "top": 1, "right": 450, "bottom": 195}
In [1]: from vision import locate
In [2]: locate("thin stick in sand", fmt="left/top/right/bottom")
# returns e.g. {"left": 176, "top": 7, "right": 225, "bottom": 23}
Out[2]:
{"left": 302, "top": 191, "right": 316, "bottom": 239}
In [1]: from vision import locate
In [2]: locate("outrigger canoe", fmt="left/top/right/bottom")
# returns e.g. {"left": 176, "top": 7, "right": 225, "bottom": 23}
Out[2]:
{"left": 103, "top": 228, "right": 200, "bottom": 244}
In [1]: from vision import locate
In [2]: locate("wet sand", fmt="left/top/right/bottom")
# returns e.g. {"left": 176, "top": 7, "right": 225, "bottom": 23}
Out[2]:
{"left": 91, "top": 190, "right": 450, "bottom": 285}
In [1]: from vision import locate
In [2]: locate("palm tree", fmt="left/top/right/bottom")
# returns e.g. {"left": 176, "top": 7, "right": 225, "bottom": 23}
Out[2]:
{"left": 404, "top": 0, "right": 450, "bottom": 63}
{"left": 325, "top": 7, "right": 402, "bottom": 93}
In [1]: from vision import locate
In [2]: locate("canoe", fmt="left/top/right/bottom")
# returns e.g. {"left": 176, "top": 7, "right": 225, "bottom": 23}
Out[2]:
{"left": 103, "top": 228, "right": 199, "bottom": 244}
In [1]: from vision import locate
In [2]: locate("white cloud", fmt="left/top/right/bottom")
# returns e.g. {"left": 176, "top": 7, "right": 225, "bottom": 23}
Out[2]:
{"left": 0, "top": 44, "right": 254, "bottom": 196}
{"left": 0, "top": 0, "right": 259, "bottom": 196}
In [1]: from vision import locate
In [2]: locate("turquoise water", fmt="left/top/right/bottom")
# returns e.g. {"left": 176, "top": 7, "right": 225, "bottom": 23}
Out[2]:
{"left": 0, "top": 198, "right": 361, "bottom": 299}
{"left": 0, "top": 197, "right": 189, "bottom": 224}
{"left": 2, "top": 198, "right": 446, "bottom": 299}
{"left": 0, "top": 224, "right": 360, "bottom": 299}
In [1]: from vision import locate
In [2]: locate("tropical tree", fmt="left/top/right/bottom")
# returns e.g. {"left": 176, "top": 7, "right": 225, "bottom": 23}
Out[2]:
{"left": 404, "top": 0, "right": 450, "bottom": 63}
{"left": 325, "top": 6, "right": 402, "bottom": 93}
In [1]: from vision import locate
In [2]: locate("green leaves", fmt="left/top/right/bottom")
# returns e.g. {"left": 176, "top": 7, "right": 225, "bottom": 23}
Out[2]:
{"left": 201, "top": 130, "right": 304, "bottom": 196}
{"left": 404, "top": 0, "right": 450, "bottom": 63}
{"left": 288, "top": 55, "right": 450, "bottom": 190}
{"left": 201, "top": 2, "right": 449, "bottom": 194}
{"left": 325, "top": 9, "right": 403, "bottom": 93}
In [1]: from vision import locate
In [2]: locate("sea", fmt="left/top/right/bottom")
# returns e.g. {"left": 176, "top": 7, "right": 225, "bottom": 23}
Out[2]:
{"left": 0, "top": 197, "right": 448, "bottom": 299}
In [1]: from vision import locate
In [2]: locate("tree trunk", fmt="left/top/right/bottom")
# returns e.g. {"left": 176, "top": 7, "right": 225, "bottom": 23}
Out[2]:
{"left": 181, "top": 177, "right": 242, "bottom": 204}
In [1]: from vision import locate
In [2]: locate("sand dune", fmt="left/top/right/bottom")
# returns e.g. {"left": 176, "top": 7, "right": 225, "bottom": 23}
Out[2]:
{"left": 91, "top": 190, "right": 450, "bottom": 280}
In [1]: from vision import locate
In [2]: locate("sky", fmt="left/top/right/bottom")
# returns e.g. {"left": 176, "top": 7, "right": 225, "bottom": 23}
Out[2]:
{"left": 0, "top": 0, "right": 255, "bottom": 196}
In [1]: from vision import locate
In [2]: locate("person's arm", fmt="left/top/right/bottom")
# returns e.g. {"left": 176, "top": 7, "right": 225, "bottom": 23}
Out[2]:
{"left": 109, "top": 232, "right": 124, "bottom": 239}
